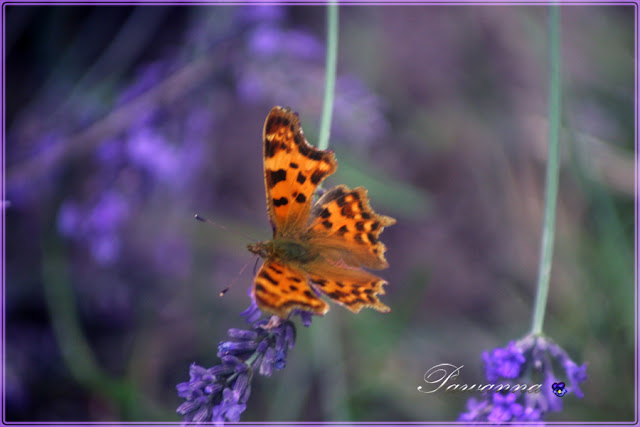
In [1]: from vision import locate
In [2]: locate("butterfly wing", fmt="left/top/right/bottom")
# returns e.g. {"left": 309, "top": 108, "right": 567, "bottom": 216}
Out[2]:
{"left": 307, "top": 185, "right": 396, "bottom": 270}
{"left": 253, "top": 260, "right": 329, "bottom": 318}
{"left": 254, "top": 107, "right": 395, "bottom": 317}
{"left": 303, "top": 258, "right": 390, "bottom": 313}
{"left": 263, "top": 106, "right": 337, "bottom": 238}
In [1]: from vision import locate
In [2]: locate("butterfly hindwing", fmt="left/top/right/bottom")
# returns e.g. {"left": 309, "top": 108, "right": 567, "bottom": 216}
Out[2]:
{"left": 253, "top": 260, "right": 329, "bottom": 318}
{"left": 304, "top": 258, "right": 390, "bottom": 313}
{"left": 263, "top": 106, "right": 337, "bottom": 237}
{"left": 307, "top": 185, "right": 396, "bottom": 270}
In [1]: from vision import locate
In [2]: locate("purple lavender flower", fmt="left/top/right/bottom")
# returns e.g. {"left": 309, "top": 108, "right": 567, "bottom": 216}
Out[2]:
{"left": 517, "top": 405, "right": 543, "bottom": 422}
{"left": 57, "top": 191, "right": 131, "bottom": 265}
{"left": 235, "top": 5, "right": 285, "bottom": 27}
{"left": 487, "top": 392, "right": 523, "bottom": 422}
{"left": 564, "top": 360, "right": 588, "bottom": 398}
{"left": 177, "top": 315, "right": 297, "bottom": 424}
{"left": 239, "top": 298, "right": 262, "bottom": 324}
{"left": 234, "top": 18, "right": 389, "bottom": 148}
{"left": 482, "top": 340, "right": 525, "bottom": 381}
{"left": 460, "top": 335, "right": 587, "bottom": 422}
{"left": 458, "top": 397, "right": 489, "bottom": 421}
{"left": 291, "top": 309, "right": 314, "bottom": 327}
{"left": 542, "top": 368, "right": 563, "bottom": 412}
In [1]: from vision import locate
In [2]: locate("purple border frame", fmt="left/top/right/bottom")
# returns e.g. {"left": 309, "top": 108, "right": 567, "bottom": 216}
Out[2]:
{"left": 1, "top": 1, "right": 637, "bottom": 426}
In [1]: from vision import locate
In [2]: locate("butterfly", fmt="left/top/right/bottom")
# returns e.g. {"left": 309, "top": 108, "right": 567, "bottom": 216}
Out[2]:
{"left": 247, "top": 106, "right": 396, "bottom": 318}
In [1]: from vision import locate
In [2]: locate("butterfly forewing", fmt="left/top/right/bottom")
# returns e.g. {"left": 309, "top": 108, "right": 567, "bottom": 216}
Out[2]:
{"left": 262, "top": 106, "right": 337, "bottom": 237}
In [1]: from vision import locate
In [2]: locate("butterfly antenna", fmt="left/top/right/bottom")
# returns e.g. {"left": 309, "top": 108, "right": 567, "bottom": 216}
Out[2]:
{"left": 194, "top": 214, "right": 257, "bottom": 242}
{"left": 219, "top": 258, "right": 252, "bottom": 297}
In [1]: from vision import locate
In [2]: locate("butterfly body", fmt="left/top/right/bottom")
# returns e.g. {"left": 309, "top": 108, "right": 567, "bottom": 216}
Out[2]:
{"left": 248, "top": 239, "right": 318, "bottom": 265}
{"left": 250, "top": 106, "right": 396, "bottom": 319}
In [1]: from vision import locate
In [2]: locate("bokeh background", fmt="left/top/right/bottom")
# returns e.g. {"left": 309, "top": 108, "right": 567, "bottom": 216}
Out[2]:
{"left": 4, "top": 4, "right": 635, "bottom": 422}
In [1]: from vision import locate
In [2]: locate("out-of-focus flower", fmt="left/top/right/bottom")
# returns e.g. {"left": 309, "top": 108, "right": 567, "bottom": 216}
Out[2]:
{"left": 234, "top": 16, "right": 388, "bottom": 149}
{"left": 57, "top": 191, "right": 131, "bottom": 265}
{"left": 126, "top": 126, "right": 181, "bottom": 184}
{"left": 482, "top": 340, "right": 525, "bottom": 381}
{"left": 458, "top": 397, "right": 489, "bottom": 421}
{"left": 459, "top": 335, "right": 587, "bottom": 422}
{"left": 235, "top": 5, "right": 285, "bottom": 27}
{"left": 487, "top": 392, "right": 523, "bottom": 422}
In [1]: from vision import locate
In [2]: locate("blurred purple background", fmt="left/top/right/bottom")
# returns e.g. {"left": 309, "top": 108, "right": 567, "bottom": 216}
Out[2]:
{"left": 4, "top": 5, "right": 635, "bottom": 422}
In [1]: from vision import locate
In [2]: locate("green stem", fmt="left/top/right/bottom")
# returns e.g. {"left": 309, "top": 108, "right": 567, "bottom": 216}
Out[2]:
{"left": 531, "top": 5, "right": 562, "bottom": 335}
{"left": 317, "top": 3, "right": 339, "bottom": 151}
{"left": 311, "top": 3, "right": 349, "bottom": 420}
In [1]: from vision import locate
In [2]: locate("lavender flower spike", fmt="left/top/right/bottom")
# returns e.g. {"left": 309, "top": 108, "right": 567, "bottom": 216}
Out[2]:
{"left": 177, "top": 312, "right": 299, "bottom": 424}
{"left": 482, "top": 340, "right": 525, "bottom": 382}
{"left": 460, "top": 335, "right": 587, "bottom": 422}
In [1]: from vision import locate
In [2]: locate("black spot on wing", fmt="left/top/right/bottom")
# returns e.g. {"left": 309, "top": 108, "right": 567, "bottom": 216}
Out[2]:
{"left": 327, "top": 290, "right": 348, "bottom": 299}
{"left": 322, "top": 220, "right": 333, "bottom": 229}
{"left": 368, "top": 232, "right": 378, "bottom": 244}
{"left": 314, "top": 279, "right": 327, "bottom": 287}
{"left": 310, "top": 170, "right": 325, "bottom": 185}
{"left": 361, "top": 212, "right": 371, "bottom": 219}
{"left": 296, "top": 172, "right": 307, "bottom": 184}
{"left": 260, "top": 271, "right": 279, "bottom": 285}
{"left": 341, "top": 205, "right": 354, "bottom": 217}
{"left": 324, "top": 187, "right": 346, "bottom": 203}
{"left": 265, "top": 119, "right": 278, "bottom": 136}
{"left": 273, "top": 197, "right": 289, "bottom": 207}
{"left": 268, "top": 264, "right": 284, "bottom": 274}
{"left": 267, "top": 169, "right": 287, "bottom": 188}
{"left": 337, "top": 225, "right": 348, "bottom": 235}
{"left": 295, "top": 193, "right": 307, "bottom": 203}
{"left": 265, "top": 138, "right": 276, "bottom": 158}
{"left": 356, "top": 221, "right": 365, "bottom": 231}
{"left": 308, "top": 150, "right": 324, "bottom": 161}
{"left": 298, "top": 141, "right": 311, "bottom": 156}
{"left": 320, "top": 208, "right": 331, "bottom": 219}
{"left": 290, "top": 162, "right": 299, "bottom": 169}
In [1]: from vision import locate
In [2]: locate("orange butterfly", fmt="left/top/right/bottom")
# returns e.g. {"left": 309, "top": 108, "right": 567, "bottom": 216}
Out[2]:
{"left": 248, "top": 106, "right": 396, "bottom": 318}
